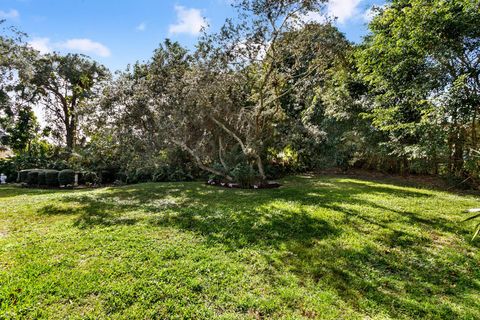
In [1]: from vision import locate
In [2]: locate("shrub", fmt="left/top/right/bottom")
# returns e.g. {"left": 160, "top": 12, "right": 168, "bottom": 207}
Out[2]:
{"left": 127, "top": 167, "right": 154, "bottom": 183}
{"left": 38, "top": 170, "right": 47, "bottom": 186}
{"left": 45, "top": 170, "right": 59, "bottom": 187}
{"left": 27, "top": 170, "right": 41, "bottom": 186}
{"left": 59, "top": 169, "right": 75, "bottom": 186}
{"left": 80, "top": 171, "right": 99, "bottom": 185}
{"left": 100, "top": 170, "right": 116, "bottom": 184}
{"left": 168, "top": 168, "right": 193, "bottom": 182}
{"left": 115, "top": 172, "right": 127, "bottom": 183}
{"left": 152, "top": 166, "right": 169, "bottom": 182}
{"left": 230, "top": 163, "right": 257, "bottom": 188}
{"left": 18, "top": 169, "right": 32, "bottom": 183}
{"left": 0, "top": 159, "right": 16, "bottom": 183}
{"left": 208, "top": 163, "right": 228, "bottom": 181}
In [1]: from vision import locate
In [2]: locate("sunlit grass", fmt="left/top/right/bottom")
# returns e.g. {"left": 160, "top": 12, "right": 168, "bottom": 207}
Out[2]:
{"left": 1, "top": 176, "right": 479, "bottom": 319}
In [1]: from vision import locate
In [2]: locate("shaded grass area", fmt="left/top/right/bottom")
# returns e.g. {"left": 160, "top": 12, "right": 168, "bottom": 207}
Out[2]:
{"left": 0, "top": 176, "right": 479, "bottom": 319}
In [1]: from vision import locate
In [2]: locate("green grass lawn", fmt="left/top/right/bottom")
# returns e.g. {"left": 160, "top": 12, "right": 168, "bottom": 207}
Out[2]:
{"left": 1, "top": 176, "right": 479, "bottom": 319}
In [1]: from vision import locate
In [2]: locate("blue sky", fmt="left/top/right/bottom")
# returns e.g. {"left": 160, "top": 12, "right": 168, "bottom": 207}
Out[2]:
{"left": 1, "top": 0, "right": 386, "bottom": 72}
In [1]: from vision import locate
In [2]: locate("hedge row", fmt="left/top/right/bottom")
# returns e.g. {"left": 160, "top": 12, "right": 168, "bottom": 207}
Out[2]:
{"left": 18, "top": 169, "right": 76, "bottom": 187}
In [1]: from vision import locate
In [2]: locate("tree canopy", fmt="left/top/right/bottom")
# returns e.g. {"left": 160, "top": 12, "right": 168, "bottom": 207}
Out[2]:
{"left": 1, "top": 0, "right": 480, "bottom": 187}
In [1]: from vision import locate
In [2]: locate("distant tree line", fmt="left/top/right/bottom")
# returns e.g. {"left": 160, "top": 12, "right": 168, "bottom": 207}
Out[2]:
{"left": 1, "top": 0, "right": 479, "bottom": 186}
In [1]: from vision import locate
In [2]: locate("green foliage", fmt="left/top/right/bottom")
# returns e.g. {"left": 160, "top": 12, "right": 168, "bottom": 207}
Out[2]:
{"left": 356, "top": 0, "right": 480, "bottom": 178}
{"left": 18, "top": 169, "right": 31, "bottom": 183}
{"left": 3, "top": 0, "right": 480, "bottom": 187}
{"left": 79, "top": 171, "right": 99, "bottom": 185}
{"left": 58, "top": 169, "right": 75, "bottom": 186}
{"left": 115, "top": 172, "right": 127, "bottom": 183}
{"left": 44, "top": 170, "right": 59, "bottom": 187}
{"left": 0, "top": 159, "right": 15, "bottom": 182}
{"left": 168, "top": 168, "right": 193, "bottom": 182}
{"left": 37, "top": 170, "right": 46, "bottom": 186}
{"left": 8, "top": 140, "right": 57, "bottom": 172}
{"left": 26, "top": 169, "right": 40, "bottom": 186}
{"left": 127, "top": 167, "right": 155, "bottom": 183}
{"left": 4, "top": 107, "right": 40, "bottom": 153}
{"left": 19, "top": 53, "right": 110, "bottom": 150}
{"left": 230, "top": 163, "right": 257, "bottom": 188}
{"left": 100, "top": 170, "right": 117, "bottom": 184}
{"left": 207, "top": 163, "right": 229, "bottom": 181}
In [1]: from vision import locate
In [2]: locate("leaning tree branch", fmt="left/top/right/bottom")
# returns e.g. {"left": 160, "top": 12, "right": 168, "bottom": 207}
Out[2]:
{"left": 171, "top": 138, "right": 233, "bottom": 181}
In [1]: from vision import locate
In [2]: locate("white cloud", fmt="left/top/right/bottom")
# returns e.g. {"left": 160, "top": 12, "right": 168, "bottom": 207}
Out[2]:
{"left": 136, "top": 22, "right": 147, "bottom": 31}
{"left": 28, "top": 37, "right": 52, "bottom": 54}
{"left": 326, "top": 0, "right": 362, "bottom": 24}
{"left": 59, "top": 38, "right": 111, "bottom": 57}
{"left": 168, "top": 5, "right": 208, "bottom": 36}
{"left": 363, "top": 5, "right": 386, "bottom": 22}
{"left": 28, "top": 37, "right": 111, "bottom": 57}
{"left": 0, "top": 9, "right": 19, "bottom": 19}
{"left": 299, "top": 11, "right": 326, "bottom": 24}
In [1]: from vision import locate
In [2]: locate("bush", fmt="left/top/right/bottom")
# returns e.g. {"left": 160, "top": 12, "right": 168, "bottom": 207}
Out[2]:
{"left": 115, "top": 172, "right": 127, "bottom": 183}
{"left": 208, "top": 163, "right": 228, "bottom": 181}
{"left": 0, "top": 159, "right": 16, "bottom": 183}
{"left": 127, "top": 167, "right": 154, "bottom": 183}
{"left": 59, "top": 169, "right": 75, "bottom": 186}
{"left": 168, "top": 168, "right": 193, "bottom": 182}
{"left": 45, "top": 170, "right": 59, "bottom": 187}
{"left": 18, "top": 169, "right": 32, "bottom": 183}
{"left": 152, "top": 166, "right": 169, "bottom": 182}
{"left": 27, "top": 170, "right": 41, "bottom": 186}
{"left": 79, "top": 171, "right": 98, "bottom": 185}
{"left": 230, "top": 163, "right": 257, "bottom": 188}
{"left": 38, "top": 170, "right": 47, "bottom": 186}
{"left": 100, "top": 170, "right": 116, "bottom": 184}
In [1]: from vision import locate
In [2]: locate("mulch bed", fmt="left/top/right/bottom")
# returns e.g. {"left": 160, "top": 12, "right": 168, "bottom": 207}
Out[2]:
{"left": 206, "top": 179, "right": 281, "bottom": 189}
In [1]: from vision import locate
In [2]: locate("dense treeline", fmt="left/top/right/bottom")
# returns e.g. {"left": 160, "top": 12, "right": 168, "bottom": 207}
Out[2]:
{"left": 1, "top": 0, "right": 479, "bottom": 187}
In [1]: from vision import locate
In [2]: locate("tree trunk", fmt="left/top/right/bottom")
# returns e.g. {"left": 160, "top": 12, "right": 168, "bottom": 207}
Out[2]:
{"left": 65, "top": 119, "right": 76, "bottom": 151}
{"left": 218, "top": 137, "right": 229, "bottom": 172}
{"left": 256, "top": 154, "right": 266, "bottom": 181}
{"left": 452, "top": 127, "right": 465, "bottom": 176}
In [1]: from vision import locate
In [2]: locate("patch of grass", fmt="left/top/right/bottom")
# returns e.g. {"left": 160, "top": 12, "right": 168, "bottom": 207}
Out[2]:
{"left": 0, "top": 176, "right": 479, "bottom": 319}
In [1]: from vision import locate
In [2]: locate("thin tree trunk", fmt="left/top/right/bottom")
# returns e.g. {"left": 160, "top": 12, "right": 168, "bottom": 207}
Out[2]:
{"left": 256, "top": 154, "right": 266, "bottom": 181}
{"left": 472, "top": 109, "right": 477, "bottom": 149}
{"left": 218, "top": 137, "right": 229, "bottom": 172}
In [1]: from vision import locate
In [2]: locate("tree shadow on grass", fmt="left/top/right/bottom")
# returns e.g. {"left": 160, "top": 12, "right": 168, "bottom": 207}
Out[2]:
{"left": 36, "top": 177, "right": 480, "bottom": 318}
{"left": 39, "top": 198, "right": 140, "bottom": 228}
{"left": 0, "top": 186, "right": 71, "bottom": 199}
{"left": 294, "top": 242, "right": 479, "bottom": 319}
{"left": 150, "top": 205, "right": 339, "bottom": 249}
